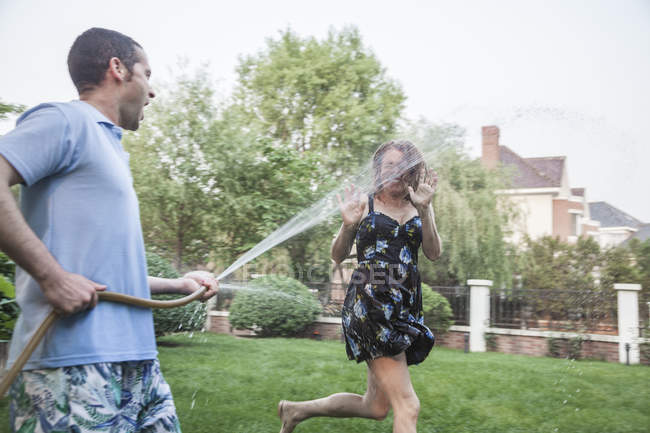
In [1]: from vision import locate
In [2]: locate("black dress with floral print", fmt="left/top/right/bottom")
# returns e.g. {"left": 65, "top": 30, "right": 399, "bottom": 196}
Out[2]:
{"left": 342, "top": 195, "right": 435, "bottom": 365}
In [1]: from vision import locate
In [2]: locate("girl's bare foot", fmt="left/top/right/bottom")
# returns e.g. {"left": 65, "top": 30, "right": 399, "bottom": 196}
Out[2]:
{"left": 278, "top": 400, "right": 302, "bottom": 433}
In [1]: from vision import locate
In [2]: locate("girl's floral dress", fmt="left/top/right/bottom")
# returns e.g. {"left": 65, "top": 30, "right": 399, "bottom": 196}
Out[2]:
{"left": 342, "top": 195, "right": 435, "bottom": 365}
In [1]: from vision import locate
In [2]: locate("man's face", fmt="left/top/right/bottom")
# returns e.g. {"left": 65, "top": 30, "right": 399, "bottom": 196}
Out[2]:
{"left": 119, "top": 47, "right": 155, "bottom": 131}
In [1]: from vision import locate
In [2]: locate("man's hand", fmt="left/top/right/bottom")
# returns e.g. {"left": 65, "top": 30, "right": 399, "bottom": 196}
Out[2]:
{"left": 179, "top": 271, "right": 218, "bottom": 302}
{"left": 39, "top": 270, "right": 107, "bottom": 315}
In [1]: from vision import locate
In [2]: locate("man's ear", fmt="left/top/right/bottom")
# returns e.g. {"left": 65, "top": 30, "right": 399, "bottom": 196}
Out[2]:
{"left": 107, "top": 57, "right": 127, "bottom": 82}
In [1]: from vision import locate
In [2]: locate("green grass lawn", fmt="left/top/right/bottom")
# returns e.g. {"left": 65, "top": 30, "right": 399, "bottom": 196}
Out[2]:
{"left": 2, "top": 333, "right": 649, "bottom": 432}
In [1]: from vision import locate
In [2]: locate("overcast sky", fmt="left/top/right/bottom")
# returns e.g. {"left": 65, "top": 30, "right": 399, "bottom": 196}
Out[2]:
{"left": 1, "top": 0, "right": 649, "bottom": 221}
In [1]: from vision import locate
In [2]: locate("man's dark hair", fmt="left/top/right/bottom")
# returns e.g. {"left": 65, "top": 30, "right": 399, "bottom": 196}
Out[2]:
{"left": 67, "top": 27, "right": 142, "bottom": 93}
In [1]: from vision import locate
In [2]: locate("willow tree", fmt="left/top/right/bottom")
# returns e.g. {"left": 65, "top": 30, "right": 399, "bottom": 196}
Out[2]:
{"left": 400, "top": 119, "right": 516, "bottom": 288}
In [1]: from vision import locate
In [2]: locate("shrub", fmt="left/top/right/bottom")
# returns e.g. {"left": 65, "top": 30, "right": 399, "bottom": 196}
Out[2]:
{"left": 229, "top": 275, "right": 321, "bottom": 337}
{"left": 547, "top": 337, "right": 564, "bottom": 358}
{"left": 0, "top": 251, "right": 14, "bottom": 283}
{"left": 640, "top": 342, "right": 650, "bottom": 365}
{"left": 0, "top": 275, "right": 19, "bottom": 340}
{"left": 485, "top": 333, "right": 498, "bottom": 351}
{"left": 567, "top": 336, "right": 584, "bottom": 360}
{"left": 547, "top": 336, "right": 584, "bottom": 359}
{"left": 146, "top": 251, "right": 208, "bottom": 337}
{"left": 421, "top": 283, "right": 454, "bottom": 335}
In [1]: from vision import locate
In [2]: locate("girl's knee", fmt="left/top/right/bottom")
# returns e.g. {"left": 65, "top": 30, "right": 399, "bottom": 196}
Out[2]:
{"left": 396, "top": 394, "right": 419, "bottom": 421}
{"left": 370, "top": 402, "right": 390, "bottom": 421}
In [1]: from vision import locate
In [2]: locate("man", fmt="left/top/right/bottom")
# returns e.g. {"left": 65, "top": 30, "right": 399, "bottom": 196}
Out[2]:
{"left": 0, "top": 28, "right": 217, "bottom": 432}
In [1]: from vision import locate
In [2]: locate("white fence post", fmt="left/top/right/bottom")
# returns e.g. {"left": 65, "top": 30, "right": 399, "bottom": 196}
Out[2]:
{"left": 468, "top": 279, "right": 493, "bottom": 352}
{"left": 614, "top": 283, "right": 642, "bottom": 364}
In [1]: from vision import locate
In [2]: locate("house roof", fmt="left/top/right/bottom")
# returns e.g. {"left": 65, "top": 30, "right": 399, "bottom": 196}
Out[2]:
{"left": 499, "top": 146, "right": 564, "bottom": 188}
{"left": 525, "top": 157, "right": 565, "bottom": 186}
{"left": 589, "top": 201, "right": 643, "bottom": 228}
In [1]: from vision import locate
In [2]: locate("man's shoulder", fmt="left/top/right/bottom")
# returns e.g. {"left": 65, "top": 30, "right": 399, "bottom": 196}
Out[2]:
{"left": 16, "top": 101, "right": 91, "bottom": 127}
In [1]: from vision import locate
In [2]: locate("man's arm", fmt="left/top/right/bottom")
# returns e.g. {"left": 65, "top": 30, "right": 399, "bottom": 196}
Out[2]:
{"left": 0, "top": 155, "right": 106, "bottom": 314}
{"left": 148, "top": 271, "right": 218, "bottom": 302}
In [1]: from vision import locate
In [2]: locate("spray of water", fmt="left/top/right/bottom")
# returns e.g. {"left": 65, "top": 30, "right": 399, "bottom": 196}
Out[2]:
{"left": 216, "top": 146, "right": 441, "bottom": 281}
{"left": 185, "top": 143, "right": 443, "bottom": 341}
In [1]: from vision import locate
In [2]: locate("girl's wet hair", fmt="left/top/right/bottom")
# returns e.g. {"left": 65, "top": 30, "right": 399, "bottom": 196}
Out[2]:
{"left": 372, "top": 140, "right": 427, "bottom": 197}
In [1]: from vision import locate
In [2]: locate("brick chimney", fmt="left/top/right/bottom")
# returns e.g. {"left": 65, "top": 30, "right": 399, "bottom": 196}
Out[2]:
{"left": 481, "top": 125, "right": 500, "bottom": 169}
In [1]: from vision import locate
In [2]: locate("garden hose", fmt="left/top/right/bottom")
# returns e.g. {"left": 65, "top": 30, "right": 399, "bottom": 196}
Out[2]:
{"left": 0, "top": 286, "right": 208, "bottom": 398}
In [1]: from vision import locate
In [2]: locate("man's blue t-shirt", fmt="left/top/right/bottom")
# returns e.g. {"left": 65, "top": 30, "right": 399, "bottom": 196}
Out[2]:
{"left": 0, "top": 100, "right": 156, "bottom": 369}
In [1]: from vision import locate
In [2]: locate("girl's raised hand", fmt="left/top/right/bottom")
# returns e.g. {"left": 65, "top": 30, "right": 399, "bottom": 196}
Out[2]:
{"left": 336, "top": 184, "right": 364, "bottom": 228}
{"left": 408, "top": 169, "right": 438, "bottom": 210}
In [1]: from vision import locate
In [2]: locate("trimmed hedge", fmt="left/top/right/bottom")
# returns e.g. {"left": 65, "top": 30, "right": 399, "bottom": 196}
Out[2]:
{"left": 146, "top": 252, "right": 208, "bottom": 337}
{"left": 229, "top": 275, "right": 321, "bottom": 337}
{"left": 421, "top": 283, "right": 454, "bottom": 335}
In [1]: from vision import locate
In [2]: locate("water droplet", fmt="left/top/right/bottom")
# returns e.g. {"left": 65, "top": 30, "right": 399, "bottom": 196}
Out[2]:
{"left": 562, "top": 400, "right": 567, "bottom": 405}
{"left": 575, "top": 408, "right": 580, "bottom": 412}
{"left": 576, "top": 389, "right": 580, "bottom": 393}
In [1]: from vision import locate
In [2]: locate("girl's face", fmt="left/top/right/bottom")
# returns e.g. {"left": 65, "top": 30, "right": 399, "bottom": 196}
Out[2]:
{"left": 379, "top": 148, "right": 407, "bottom": 196}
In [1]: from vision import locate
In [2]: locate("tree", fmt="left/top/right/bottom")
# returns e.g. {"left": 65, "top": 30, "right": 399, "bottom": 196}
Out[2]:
{"left": 400, "top": 119, "right": 516, "bottom": 288}
{"left": 627, "top": 238, "right": 650, "bottom": 302}
{"left": 207, "top": 111, "right": 332, "bottom": 266}
{"left": 228, "top": 26, "right": 407, "bottom": 272}
{"left": 0, "top": 100, "right": 25, "bottom": 121}
{"left": 510, "top": 236, "right": 620, "bottom": 329}
{"left": 600, "top": 243, "right": 642, "bottom": 290}
{"left": 125, "top": 66, "right": 335, "bottom": 272}
{"left": 232, "top": 26, "right": 406, "bottom": 170}
{"left": 514, "top": 236, "right": 602, "bottom": 293}
{"left": 124, "top": 66, "right": 221, "bottom": 269}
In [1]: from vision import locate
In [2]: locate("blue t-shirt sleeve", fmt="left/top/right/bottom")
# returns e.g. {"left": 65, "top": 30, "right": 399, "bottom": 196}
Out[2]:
{"left": 0, "top": 104, "right": 78, "bottom": 187}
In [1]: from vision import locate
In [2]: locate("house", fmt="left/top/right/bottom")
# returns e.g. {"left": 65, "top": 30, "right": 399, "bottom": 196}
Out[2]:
{"left": 480, "top": 125, "right": 601, "bottom": 244}
{"left": 627, "top": 224, "right": 650, "bottom": 243}
{"left": 590, "top": 201, "right": 648, "bottom": 247}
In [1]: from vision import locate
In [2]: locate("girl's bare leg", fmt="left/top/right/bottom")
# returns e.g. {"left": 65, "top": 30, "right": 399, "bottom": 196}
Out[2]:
{"left": 368, "top": 352, "right": 420, "bottom": 433}
{"left": 278, "top": 366, "right": 390, "bottom": 433}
